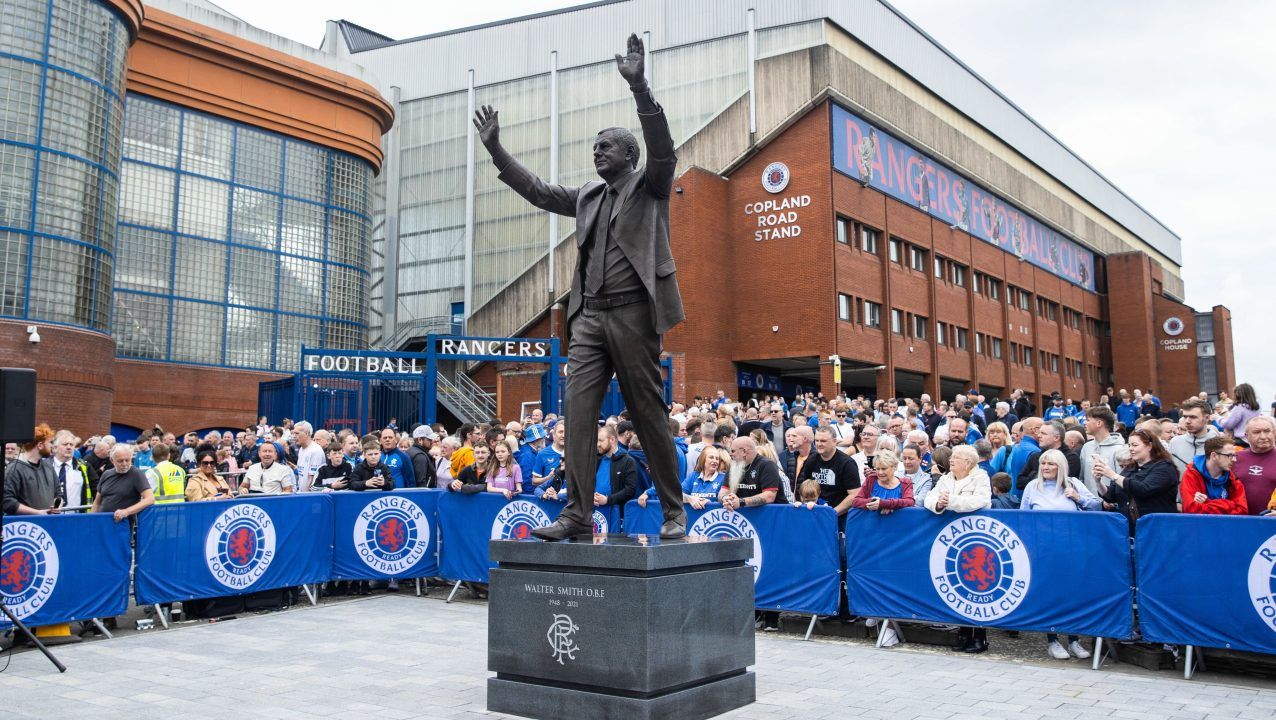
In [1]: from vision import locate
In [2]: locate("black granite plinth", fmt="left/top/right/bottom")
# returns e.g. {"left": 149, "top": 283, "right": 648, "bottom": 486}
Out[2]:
{"left": 487, "top": 534, "right": 756, "bottom": 720}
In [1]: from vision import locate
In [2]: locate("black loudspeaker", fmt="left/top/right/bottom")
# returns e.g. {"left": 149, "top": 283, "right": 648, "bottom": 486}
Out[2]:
{"left": 0, "top": 367, "right": 36, "bottom": 442}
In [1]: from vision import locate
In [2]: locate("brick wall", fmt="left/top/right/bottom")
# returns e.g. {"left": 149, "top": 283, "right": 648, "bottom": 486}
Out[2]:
{"left": 111, "top": 359, "right": 285, "bottom": 434}
{"left": 0, "top": 320, "right": 114, "bottom": 439}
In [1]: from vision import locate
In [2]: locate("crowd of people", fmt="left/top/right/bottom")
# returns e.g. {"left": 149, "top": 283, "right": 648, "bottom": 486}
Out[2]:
{"left": 5, "top": 382, "right": 1274, "bottom": 654}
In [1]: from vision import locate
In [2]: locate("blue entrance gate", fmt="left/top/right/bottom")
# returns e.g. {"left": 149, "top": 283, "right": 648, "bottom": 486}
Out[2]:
{"left": 268, "top": 338, "right": 672, "bottom": 434}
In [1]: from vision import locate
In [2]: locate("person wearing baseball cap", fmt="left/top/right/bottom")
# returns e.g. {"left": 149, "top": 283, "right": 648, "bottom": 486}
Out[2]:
{"left": 408, "top": 424, "right": 438, "bottom": 489}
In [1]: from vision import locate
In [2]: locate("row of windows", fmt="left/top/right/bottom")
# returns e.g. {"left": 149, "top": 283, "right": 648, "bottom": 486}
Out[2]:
{"left": 972, "top": 271, "right": 1002, "bottom": 300}
{"left": 837, "top": 217, "right": 1102, "bottom": 342}
{"left": 840, "top": 293, "right": 1111, "bottom": 383}
{"left": 934, "top": 255, "right": 966, "bottom": 287}
{"left": 114, "top": 97, "right": 373, "bottom": 371}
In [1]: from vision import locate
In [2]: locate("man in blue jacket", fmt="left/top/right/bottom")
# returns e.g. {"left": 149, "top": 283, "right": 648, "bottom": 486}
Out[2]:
{"left": 1006, "top": 417, "right": 1043, "bottom": 501}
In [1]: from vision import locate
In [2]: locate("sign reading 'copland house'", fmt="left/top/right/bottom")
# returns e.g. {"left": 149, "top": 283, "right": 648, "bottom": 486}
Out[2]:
{"left": 830, "top": 105, "right": 1097, "bottom": 293}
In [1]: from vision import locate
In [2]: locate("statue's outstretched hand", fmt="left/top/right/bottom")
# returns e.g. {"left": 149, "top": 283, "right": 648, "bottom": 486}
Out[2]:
{"left": 472, "top": 104, "right": 500, "bottom": 150}
{"left": 614, "top": 33, "right": 645, "bottom": 86}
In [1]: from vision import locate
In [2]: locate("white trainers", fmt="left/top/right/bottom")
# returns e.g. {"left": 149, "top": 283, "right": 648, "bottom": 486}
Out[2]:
{"left": 1047, "top": 640, "right": 1070, "bottom": 659}
{"left": 1068, "top": 640, "right": 1091, "bottom": 659}
{"left": 864, "top": 618, "right": 878, "bottom": 628}
{"left": 880, "top": 626, "right": 899, "bottom": 647}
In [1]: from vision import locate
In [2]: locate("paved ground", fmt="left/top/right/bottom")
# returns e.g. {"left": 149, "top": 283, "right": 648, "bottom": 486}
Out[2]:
{"left": 2, "top": 593, "right": 1275, "bottom": 720}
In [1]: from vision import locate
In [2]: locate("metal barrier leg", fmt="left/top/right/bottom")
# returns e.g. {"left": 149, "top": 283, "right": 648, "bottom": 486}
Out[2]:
{"left": 302, "top": 585, "right": 317, "bottom": 606}
{"left": 1091, "top": 637, "right": 1104, "bottom": 671}
{"left": 90, "top": 618, "right": 113, "bottom": 640}
{"left": 803, "top": 614, "right": 818, "bottom": 641}
{"left": 154, "top": 605, "right": 169, "bottom": 630}
{"left": 1184, "top": 645, "right": 1196, "bottom": 680}
{"left": 415, "top": 578, "right": 423, "bottom": 597}
{"left": 446, "top": 580, "right": 463, "bottom": 603}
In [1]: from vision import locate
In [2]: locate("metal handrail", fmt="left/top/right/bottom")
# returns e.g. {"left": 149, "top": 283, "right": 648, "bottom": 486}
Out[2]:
{"left": 437, "top": 373, "right": 493, "bottom": 424}
{"left": 377, "top": 315, "right": 452, "bottom": 351}
{"left": 453, "top": 371, "right": 497, "bottom": 414}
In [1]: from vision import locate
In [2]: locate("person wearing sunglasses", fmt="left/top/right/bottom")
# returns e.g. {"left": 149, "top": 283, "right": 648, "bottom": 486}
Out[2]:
{"left": 1180, "top": 435, "right": 1248, "bottom": 515}
{"left": 185, "top": 449, "right": 233, "bottom": 501}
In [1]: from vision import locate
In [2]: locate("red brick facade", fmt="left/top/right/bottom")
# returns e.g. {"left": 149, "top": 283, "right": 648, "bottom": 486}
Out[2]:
{"left": 660, "top": 100, "right": 1230, "bottom": 409}
{"left": 0, "top": 319, "right": 283, "bottom": 438}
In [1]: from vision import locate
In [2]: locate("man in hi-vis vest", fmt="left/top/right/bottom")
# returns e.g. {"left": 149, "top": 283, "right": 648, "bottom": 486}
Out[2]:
{"left": 145, "top": 443, "right": 187, "bottom": 504}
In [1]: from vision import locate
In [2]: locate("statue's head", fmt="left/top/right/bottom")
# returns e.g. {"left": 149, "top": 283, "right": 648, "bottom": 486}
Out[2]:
{"left": 594, "top": 127, "right": 640, "bottom": 181}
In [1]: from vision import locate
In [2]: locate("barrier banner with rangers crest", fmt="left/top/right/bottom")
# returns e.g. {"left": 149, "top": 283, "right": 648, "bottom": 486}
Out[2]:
{"left": 1137, "top": 514, "right": 1276, "bottom": 654}
{"left": 135, "top": 495, "right": 333, "bottom": 604}
{"left": 845, "top": 508, "right": 1134, "bottom": 638}
{"left": 1, "top": 514, "right": 130, "bottom": 628}
{"left": 437, "top": 492, "right": 565, "bottom": 584}
{"left": 622, "top": 501, "right": 840, "bottom": 616}
{"left": 331, "top": 490, "right": 440, "bottom": 580}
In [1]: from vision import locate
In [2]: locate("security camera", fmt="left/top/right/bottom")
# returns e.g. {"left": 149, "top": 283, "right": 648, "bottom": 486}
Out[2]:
{"left": 26, "top": 325, "right": 40, "bottom": 344}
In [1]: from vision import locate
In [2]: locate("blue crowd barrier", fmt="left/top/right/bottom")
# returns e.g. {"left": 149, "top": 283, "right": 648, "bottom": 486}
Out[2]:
{"left": 623, "top": 501, "right": 841, "bottom": 616}
{"left": 2, "top": 513, "right": 130, "bottom": 628}
{"left": 437, "top": 492, "right": 565, "bottom": 583}
{"left": 135, "top": 494, "right": 334, "bottom": 605}
{"left": 331, "top": 490, "right": 441, "bottom": 581}
{"left": 1137, "top": 514, "right": 1276, "bottom": 655}
{"left": 845, "top": 508, "right": 1135, "bottom": 639}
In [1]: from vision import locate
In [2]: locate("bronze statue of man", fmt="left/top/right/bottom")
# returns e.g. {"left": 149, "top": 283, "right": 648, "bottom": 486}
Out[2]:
{"left": 473, "top": 34, "right": 687, "bottom": 540}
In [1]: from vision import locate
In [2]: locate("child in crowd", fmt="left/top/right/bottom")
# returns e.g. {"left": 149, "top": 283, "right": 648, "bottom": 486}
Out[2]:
{"left": 990, "top": 472, "right": 1017, "bottom": 509}
{"left": 315, "top": 440, "right": 353, "bottom": 491}
{"left": 793, "top": 479, "right": 827, "bottom": 509}
{"left": 487, "top": 439, "right": 523, "bottom": 499}
{"left": 350, "top": 440, "right": 394, "bottom": 492}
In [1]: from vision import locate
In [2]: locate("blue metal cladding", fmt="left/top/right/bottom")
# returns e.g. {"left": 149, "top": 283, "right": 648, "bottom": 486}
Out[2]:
{"left": 112, "top": 96, "right": 374, "bottom": 372}
{"left": 0, "top": 0, "right": 129, "bottom": 333}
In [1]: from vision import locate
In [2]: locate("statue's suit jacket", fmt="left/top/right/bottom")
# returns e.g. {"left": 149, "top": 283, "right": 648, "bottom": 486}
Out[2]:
{"left": 495, "top": 99, "right": 685, "bottom": 335}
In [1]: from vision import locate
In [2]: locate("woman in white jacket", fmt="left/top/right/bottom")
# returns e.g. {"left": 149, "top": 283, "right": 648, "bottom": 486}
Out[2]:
{"left": 923, "top": 444, "right": 991, "bottom": 514}
{"left": 923, "top": 444, "right": 993, "bottom": 653}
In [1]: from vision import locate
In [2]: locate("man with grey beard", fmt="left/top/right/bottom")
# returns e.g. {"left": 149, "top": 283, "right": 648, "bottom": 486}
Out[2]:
{"left": 718, "top": 436, "right": 781, "bottom": 511}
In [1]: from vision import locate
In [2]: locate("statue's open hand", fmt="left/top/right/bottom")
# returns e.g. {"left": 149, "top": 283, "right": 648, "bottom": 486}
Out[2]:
{"left": 472, "top": 104, "right": 500, "bottom": 149}
{"left": 614, "top": 33, "right": 645, "bottom": 86}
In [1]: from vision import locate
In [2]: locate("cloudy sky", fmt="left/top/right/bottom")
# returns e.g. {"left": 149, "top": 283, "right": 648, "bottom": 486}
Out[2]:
{"left": 211, "top": 0, "right": 1274, "bottom": 403}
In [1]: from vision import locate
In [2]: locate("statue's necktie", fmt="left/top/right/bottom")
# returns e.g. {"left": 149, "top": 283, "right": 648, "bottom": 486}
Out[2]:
{"left": 585, "top": 187, "right": 617, "bottom": 295}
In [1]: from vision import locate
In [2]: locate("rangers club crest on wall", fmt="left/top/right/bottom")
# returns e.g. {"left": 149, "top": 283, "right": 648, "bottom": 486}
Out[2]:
{"left": 761, "top": 161, "right": 791, "bottom": 194}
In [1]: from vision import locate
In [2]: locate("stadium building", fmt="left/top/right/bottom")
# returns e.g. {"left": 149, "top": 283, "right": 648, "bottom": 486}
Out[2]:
{"left": 0, "top": 0, "right": 1233, "bottom": 435}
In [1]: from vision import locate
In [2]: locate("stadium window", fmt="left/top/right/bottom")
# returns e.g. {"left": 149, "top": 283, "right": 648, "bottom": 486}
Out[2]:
{"left": 838, "top": 293, "right": 851, "bottom": 321}
{"left": 991, "top": 337, "right": 1003, "bottom": 359}
{"left": 861, "top": 227, "right": 880, "bottom": 255}
{"left": 934, "top": 256, "right": 945, "bottom": 279}
{"left": 889, "top": 237, "right": 901, "bottom": 263}
{"left": 972, "top": 272, "right": 982, "bottom": 295}
{"left": 936, "top": 321, "right": 946, "bottom": 346}
{"left": 955, "top": 327, "right": 968, "bottom": 351}
{"left": 951, "top": 263, "right": 966, "bottom": 287}
{"left": 1024, "top": 347, "right": 1032, "bottom": 367}
{"left": 909, "top": 246, "right": 927, "bottom": 272}
{"left": 864, "top": 300, "right": 882, "bottom": 329}
{"left": 891, "top": 308, "right": 903, "bottom": 334}
{"left": 975, "top": 332, "right": 984, "bottom": 354}
{"left": 1018, "top": 290, "right": 1031, "bottom": 311}
{"left": 987, "top": 278, "right": 1001, "bottom": 300}
{"left": 836, "top": 217, "right": 851, "bottom": 245}
{"left": 912, "top": 314, "right": 927, "bottom": 339}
